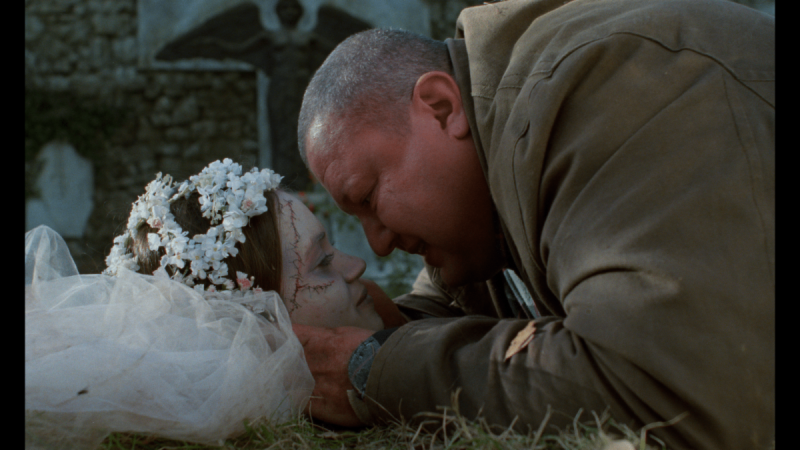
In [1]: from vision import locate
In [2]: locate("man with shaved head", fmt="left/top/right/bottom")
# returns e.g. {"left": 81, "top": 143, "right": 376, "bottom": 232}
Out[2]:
{"left": 293, "top": 1, "right": 774, "bottom": 449}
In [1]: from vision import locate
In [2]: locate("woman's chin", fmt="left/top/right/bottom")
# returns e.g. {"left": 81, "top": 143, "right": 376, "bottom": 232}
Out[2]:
{"left": 357, "top": 306, "right": 385, "bottom": 332}
{"left": 289, "top": 309, "right": 384, "bottom": 331}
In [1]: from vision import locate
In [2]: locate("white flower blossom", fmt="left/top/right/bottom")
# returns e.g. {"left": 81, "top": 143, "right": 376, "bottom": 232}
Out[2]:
{"left": 223, "top": 210, "right": 249, "bottom": 232}
{"left": 147, "top": 233, "right": 162, "bottom": 251}
{"left": 104, "top": 159, "right": 281, "bottom": 296}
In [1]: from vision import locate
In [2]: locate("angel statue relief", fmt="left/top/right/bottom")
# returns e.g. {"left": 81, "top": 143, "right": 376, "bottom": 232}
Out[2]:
{"left": 154, "top": 0, "right": 371, "bottom": 191}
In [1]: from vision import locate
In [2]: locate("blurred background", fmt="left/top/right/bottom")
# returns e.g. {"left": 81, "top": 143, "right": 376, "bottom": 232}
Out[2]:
{"left": 24, "top": 0, "right": 775, "bottom": 297}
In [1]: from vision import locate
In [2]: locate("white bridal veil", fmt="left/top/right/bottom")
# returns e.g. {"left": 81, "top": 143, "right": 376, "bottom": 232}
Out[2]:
{"left": 25, "top": 226, "right": 314, "bottom": 449}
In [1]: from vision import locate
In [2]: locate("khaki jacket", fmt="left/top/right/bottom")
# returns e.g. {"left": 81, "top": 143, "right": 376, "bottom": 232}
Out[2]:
{"left": 363, "top": 1, "right": 774, "bottom": 449}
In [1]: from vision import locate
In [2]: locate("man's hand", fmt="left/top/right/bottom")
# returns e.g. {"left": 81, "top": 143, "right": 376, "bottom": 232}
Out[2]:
{"left": 293, "top": 324, "right": 374, "bottom": 426}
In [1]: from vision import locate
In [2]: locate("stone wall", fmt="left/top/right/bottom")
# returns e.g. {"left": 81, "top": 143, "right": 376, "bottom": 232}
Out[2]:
{"left": 26, "top": 0, "right": 260, "bottom": 274}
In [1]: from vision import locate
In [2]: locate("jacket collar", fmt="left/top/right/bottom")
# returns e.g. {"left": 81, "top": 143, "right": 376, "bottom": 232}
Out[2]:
{"left": 446, "top": 38, "right": 520, "bottom": 281}
{"left": 445, "top": 38, "right": 489, "bottom": 178}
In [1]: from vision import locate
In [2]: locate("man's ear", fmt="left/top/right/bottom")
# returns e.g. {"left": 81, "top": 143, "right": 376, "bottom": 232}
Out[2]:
{"left": 412, "top": 71, "right": 470, "bottom": 139}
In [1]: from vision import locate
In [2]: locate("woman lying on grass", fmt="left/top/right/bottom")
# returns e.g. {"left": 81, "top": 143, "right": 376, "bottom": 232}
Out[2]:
{"left": 25, "top": 159, "right": 405, "bottom": 449}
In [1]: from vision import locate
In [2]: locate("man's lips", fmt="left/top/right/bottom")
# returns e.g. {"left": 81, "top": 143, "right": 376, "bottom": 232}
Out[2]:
{"left": 409, "top": 242, "right": 426, "bottom": 256}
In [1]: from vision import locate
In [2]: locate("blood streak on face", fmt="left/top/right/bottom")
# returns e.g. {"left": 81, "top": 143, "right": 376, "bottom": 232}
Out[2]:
{"left": 281, "top": 199, "right": 334, "bottom": 311}
{"left": 275, "top": 191, "right": 384, "bottom": 331}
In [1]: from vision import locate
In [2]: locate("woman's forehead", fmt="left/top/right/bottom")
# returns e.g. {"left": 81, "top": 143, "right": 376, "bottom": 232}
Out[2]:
{"left": 275, "top": 191, "right": 325, "bottom": 254}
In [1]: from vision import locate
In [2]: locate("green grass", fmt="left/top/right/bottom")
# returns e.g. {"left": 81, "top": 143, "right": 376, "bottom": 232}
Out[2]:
{"left": 98, "top": 406, "right": 678, "bottom": 450}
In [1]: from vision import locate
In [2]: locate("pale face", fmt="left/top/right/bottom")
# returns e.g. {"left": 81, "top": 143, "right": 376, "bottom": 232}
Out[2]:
{"left": 275, "top": 191, "right": 384, "bottom": 331}
{"left": 307, "top": 110, "right": 505, "bottom": 288}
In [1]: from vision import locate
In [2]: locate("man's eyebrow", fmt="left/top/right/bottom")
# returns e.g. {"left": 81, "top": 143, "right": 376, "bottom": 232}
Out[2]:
{"left": 341, "top": 174, "right": 364, "bottom": 207}
{"left": 305, "top": 230, "right": 327, "bottom": 263}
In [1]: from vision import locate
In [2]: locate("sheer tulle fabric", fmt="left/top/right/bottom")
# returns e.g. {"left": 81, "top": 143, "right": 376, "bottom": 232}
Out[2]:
{"left": 25, "top": 226, "right": 314, "bottom": 449}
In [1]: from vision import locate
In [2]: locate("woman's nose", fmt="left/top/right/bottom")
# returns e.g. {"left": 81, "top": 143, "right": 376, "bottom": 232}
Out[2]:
{"left": 339, "top": 251, "right": 366, "bottom": 283}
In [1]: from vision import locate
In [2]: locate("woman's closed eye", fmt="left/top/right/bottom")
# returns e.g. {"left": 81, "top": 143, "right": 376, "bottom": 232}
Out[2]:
{"left": 318, "top": 253, "right": 334, "bottom": 268}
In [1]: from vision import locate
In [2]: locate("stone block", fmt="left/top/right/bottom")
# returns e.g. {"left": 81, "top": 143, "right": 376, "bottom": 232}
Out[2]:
{"left": 235, "top": 79, "right": 254, "bottom": 93}
{"left": 159, "top": 157, "right": 183, "bottom": 177}
{"left": 48, "top": 76, "right": 72, "bottom": 91}
{"left": 149, "top": 113, "right": 172, "bottom": 127}
{"left": 27, "top": 0, "right": 74, "bottom": 14}
{"left": 25, "top": 141, "right": 94, "bottom": 239}
{"left": 25, "top": 14, "right": 44, "bottom": 42}
{"left": 127, "top": 144, "right": 154, "bottom": 163}
{"left": 64, "top": 20, "right": 91, "bottom": 44}
{"left": 210, "top": 77, "right": 227, "bottom": 90}
{"left": 117, "top": 176, "right": 135, "bottom": 189}
{"left": 160, "top": 143, "right": 180, "bottom": 157}
{"left": 51, "top": 59, "right": 72, "bottom": 74}
{"left": 96, "top": 0, "right": 133, "bottom": 14}
{"left": 163, "top": 82, "right": 185, "bottom": 98}
{"left": 25, "top": 49, "right": 37, "bottom": 72}
{"left": 112, "top": 37, "right": 138, "bottom": 64}
{"left": 113, "top": 66, "right": 143, "bottom": 89}
{"left": 190, "top": 120, "right": 217, "bottom": 138}
{"left": 154, "top": 96, "right": 172, "bottom": 112}
{"left": 165, "top": 127, "right": 189, "bottom": 141}
{"left": 136, "top": 117, "right": 160, "bottom": 141}
{"left": 89, "top": 36, "right": 110, "bottom": 69}
{"left": 185, "top": 142, "right": 202, "bottom": 158}
{"left": 72, "top": 74, "right": 102, "bottom": 95}
{"left": 91, "top": 13, "right": 121, "bottom": 36}
{"left": 182, "top": 74, "right": 207, "bottom": 89}
{"left": 142, "top": 78, "right": 161, "bottom": 99}
{"left": 138, "top": 158, "right": 156, "bottom": 175}
{"left": 218, "top": 120, "right": 243, "bottom": 138}
{"left": 153, "top": 73, "right": 172, "bottom": 86}
{"left": 172, "top": 96, "right": 200, "bottom": 125}
{"left": 38, "top": 37, "right": 70, "bottom": 64}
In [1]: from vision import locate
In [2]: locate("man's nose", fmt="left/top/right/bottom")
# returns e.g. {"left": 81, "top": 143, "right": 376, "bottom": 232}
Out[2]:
{"left": 361, "top": 216, "right": 397, "bottom": 257}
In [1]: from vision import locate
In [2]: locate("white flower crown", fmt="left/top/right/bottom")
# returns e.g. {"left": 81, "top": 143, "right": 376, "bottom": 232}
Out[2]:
{"left": 103, "top": 159, "right": 283, "bottom": 298}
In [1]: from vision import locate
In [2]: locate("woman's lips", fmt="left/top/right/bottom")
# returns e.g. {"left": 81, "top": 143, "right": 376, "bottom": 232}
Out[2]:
{"left": 356, "top": 287, "right": 371, "bottom": 307}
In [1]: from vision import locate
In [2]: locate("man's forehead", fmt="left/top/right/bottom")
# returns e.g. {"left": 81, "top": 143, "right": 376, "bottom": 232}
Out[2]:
{"left": 307, "top": 143, "right": 341, "bottom": 187}
{"left": 306, "top": 119, "right": 342, "bottom": 177}
{"left": 321, "top": 157, "right": 363, "bottom": 201}
{"left": 308, "top": 140, "right": 362, "bottom": 188}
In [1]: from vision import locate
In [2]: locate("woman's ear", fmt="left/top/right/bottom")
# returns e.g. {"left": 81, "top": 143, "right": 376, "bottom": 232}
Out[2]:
{"left": 412, "top": 71, "right": 470, "bottom": 139}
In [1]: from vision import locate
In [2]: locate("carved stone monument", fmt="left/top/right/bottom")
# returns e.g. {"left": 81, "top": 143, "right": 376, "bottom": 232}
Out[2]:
{"left": 153, "top": 0, "right": 371, "bottom": 191}
{"left": 25, "top": 141, "right": 94, "bottom": 239}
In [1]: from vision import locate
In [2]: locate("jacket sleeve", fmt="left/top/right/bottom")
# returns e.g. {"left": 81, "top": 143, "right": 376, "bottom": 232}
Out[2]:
{"left": 362, "top": 9, "right": 774, "bottom": 450}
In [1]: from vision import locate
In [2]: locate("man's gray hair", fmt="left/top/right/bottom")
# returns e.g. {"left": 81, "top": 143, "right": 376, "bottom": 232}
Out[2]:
{"left": 297, "top": 28, "right": 452, "bottom": 166}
